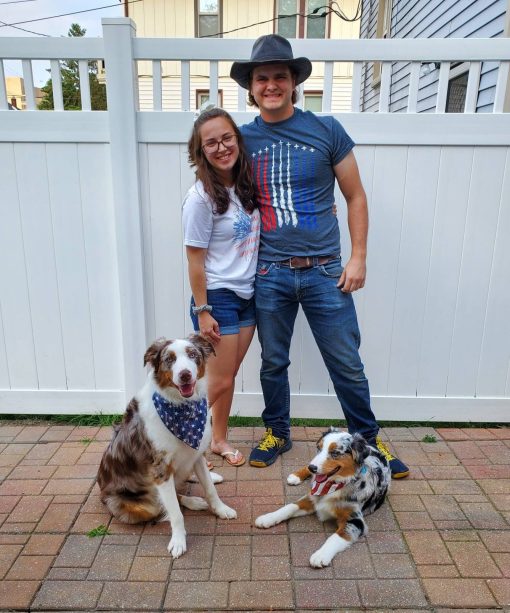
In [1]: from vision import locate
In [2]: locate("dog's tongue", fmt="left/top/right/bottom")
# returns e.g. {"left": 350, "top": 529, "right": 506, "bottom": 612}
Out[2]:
{"left": 314, "top": 473, "right": 328, "bottom": 484}
{"left": 178, "top": 383, "right": 195, "bottom": 398}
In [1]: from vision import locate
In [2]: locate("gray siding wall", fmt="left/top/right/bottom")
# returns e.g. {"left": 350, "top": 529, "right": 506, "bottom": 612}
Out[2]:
{"left": 359, "top": 0, "right": 507, "bottom": 112}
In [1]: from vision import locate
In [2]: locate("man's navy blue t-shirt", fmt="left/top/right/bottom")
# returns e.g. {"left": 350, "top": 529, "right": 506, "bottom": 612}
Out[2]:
{"left": 240, "top": 107, "right": 354, "bottom": 260}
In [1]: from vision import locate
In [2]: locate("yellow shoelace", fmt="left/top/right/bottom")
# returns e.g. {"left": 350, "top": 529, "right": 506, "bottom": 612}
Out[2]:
{"left": 257, "top": 429, "right": 279, "bottom": 451}
{"left": 375, "top": 435, "right": 395, "bottom": 461}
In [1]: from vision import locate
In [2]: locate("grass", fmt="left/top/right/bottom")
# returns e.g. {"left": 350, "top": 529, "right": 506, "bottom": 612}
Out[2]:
{"left": 227, "top": 415, "right": 509, "bottom": 429}
{"left": 86, "top": 524, "right": 111, "bottom": 538}
{"left": 422, "top": 434, "right": 437, "bottom": 443}
{"left": 0, "top": 413, "right": 508, "bottom": 429}
{"left": 0, "top": 413, "right": 122, "bottom": 427}
{"left": 80, "top": 438, "right": 94, "bottom": 446}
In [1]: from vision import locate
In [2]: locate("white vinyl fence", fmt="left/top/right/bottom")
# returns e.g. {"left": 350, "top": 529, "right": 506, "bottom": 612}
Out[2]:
{"left": 0, "top": 18, "right": 509, "bottom": 421}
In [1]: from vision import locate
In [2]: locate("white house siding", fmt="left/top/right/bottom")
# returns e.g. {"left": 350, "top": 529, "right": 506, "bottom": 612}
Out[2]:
{"left": 131, "top": 0, "right": 359, "bottom": 112}
{"left": 132, "top": 0, "right": 275, "bottom": 111}
{"left": 359, "top": 0, "right": 507, "bottom": 112}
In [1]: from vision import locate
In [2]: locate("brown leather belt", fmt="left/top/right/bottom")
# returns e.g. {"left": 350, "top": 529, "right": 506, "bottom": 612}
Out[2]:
{"left": 279, "top": 255, "right": 337, "bottom": 269}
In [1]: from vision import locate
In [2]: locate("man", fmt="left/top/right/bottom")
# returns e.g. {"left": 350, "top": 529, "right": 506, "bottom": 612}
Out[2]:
{"left": 230, "top": 35, "right": 409, "bottom": 478}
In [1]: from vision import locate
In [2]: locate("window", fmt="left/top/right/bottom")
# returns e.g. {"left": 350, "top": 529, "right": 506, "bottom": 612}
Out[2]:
{"left": 196, "top": 89, "right": 223, "bottom": 109}
{"left": 446, "top": 64, "right": 469, "bottom": 113}
{"left": 372, "top": 0, "right": 393, "bottom": 86}
{"left": 276, "top": 0, "right": 328, "bottom": 39}
{"left": 277, "top": 0, "right": 297, "bottom": 38}
{"left": 304, "top": 92, "right": 323, "bottom": 111}
{"left": 196, "top": 0, "right": 221, "bottom": 38}
{"left": 306, "top": 0, "right": 327, "bottom": 39}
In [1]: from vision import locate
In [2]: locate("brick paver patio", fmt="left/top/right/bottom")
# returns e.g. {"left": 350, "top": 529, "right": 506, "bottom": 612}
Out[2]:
{"left": 0, "top": 421, "right": 509, "bottom": 611}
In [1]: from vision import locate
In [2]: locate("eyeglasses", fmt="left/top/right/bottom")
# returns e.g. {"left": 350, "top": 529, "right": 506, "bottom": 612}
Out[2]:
{"left": 202, "top": 133, "right": 237, "bottom": 154}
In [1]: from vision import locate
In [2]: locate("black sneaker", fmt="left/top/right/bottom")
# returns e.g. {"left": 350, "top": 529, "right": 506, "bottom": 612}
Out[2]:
{"left": 375, "top": 435, "right": 410, "bottom": 479}
{"left": 249, "top": 428, "right": 292, "bottom": 467}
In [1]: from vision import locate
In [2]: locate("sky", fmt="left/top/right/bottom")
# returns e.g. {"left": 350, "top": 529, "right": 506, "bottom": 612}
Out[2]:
{"left": 1, "top": 0, "right": 125, "bottom": 85}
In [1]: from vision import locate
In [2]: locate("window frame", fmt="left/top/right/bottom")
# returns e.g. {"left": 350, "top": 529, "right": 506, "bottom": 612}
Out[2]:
{"left": 445, "top": 62, "right": 470, "bottom": 113}
{"left": 274, "top": 0, "right": 330, "bottom": 39}
{"left": 196, "top": 89, "right": 224, "bottom": 109}
{"left": 372, "top": 0, "right": 393, "bottom": 87}
{"left": 303, "top": 90, "right": 323, "bottom": 112}
{"left": 195, "top": 0, "right": 223, "bottom": 38}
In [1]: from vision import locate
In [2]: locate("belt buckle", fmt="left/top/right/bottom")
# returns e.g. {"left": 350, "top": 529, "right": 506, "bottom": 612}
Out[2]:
{"left": 289, "top": 257, "right": 296, "bottom": 269}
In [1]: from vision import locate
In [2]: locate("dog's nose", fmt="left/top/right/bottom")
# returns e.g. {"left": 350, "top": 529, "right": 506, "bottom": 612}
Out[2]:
{"left": 308, "top": 464, "right": 317, "bottom": 474}
{"left": 179, "top": 370, "right": 192, "bottom": 383}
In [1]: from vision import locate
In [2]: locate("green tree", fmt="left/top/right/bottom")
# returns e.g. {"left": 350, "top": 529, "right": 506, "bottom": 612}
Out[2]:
{"left": 38, "top": 23, "right": 107, "bottom": 111}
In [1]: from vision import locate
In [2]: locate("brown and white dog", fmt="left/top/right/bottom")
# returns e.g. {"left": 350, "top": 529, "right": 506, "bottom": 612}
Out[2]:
{"left": 255, "top": 428, "right": 390, "bottom": 567}
{"left": 97, "top": 336, "right": 236, "bottom": 558}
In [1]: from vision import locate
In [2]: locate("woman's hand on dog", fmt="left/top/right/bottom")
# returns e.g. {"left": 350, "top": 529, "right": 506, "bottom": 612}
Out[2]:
{"left": 198, "top": 312, "right": 221, "bottom": 344}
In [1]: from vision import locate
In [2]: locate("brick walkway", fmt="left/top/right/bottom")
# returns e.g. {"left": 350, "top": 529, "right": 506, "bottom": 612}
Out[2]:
{"left": 0, "top": 422, "right": 509, "bottom": 611}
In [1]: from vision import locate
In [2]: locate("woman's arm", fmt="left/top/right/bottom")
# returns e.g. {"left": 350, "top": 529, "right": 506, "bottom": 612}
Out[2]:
{"left": 186, "top": 246, "right": 221, "bottom": 343}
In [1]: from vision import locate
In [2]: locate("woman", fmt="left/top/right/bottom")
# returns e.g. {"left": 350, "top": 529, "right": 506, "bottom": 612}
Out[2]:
{"left": 183, "top": 107, "right": 260, "bottom": 467}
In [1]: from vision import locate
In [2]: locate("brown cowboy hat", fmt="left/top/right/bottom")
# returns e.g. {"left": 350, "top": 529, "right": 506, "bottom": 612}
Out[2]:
{"left": 230, "top": 34, "right": 312, "bottom": 90}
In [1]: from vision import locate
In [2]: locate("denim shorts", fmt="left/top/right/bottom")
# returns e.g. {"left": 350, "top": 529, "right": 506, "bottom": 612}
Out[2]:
{"left": 190, "top": 288, "right": 256, "bottom": 335}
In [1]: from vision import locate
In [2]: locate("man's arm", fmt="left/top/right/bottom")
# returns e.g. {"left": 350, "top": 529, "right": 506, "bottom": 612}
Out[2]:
{"left": 333, "top": 151, "right": 368, "bottom": 293}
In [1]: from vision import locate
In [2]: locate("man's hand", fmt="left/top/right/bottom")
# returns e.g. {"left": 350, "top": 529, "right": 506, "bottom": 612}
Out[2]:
{"left": 198, "top": 312, "right": 221, "bottom": 344}
{"left": 337, "top": 255, "right": 366, "bottom": 293}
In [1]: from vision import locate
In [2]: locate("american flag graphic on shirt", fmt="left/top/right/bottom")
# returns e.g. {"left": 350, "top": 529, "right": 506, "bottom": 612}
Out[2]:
{"left": 232, "top": 204, "right": 260, "bottom": 260}
{"left": 152, "top": 392, "right": 207, "bottom": 450}
{"left": 251, "top": 140, "right": 317, "bottom": 233}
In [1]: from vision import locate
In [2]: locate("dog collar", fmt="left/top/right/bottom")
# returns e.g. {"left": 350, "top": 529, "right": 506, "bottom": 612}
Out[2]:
{"left": 310, "top": 479, "right": 345, "bottom": 496}
{"left": 152, "top": 392, "right": 207, "bottom": 450}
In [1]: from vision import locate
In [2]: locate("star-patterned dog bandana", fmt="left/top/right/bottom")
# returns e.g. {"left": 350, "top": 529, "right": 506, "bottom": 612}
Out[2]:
{"left": 152, "top": 392, "right": 207, "bottom": 450}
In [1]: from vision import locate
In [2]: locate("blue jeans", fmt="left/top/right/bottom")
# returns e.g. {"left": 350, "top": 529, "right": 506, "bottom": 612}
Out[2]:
{"left": 255, "top": 257, "right": 379, "bottom": 442}
{"left": 190, "top": 289, "right": 256, "bottom": 335}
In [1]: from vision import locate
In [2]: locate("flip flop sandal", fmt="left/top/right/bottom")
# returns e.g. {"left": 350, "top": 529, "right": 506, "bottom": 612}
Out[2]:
{"left": 220, "top": 449, "right": 246, "bottom": 467}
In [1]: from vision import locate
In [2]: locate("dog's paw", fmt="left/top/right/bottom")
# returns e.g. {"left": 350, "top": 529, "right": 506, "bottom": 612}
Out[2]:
{"left": 254, "top": 512, "right": 278, "bottom": 529}
{"left": 309, "top": 549, "right": 333, "bottom": 568}
{"left": 287, "top": 473, "right": 302, "bottom": 485}
{"left": 209, "top": 471, "right": 223, "bottom": 484}
{"left": 180, "top": 495, "right": 209, "bottom": 511}
{"left": 167, "top": 534, "right": 187, "bottom": 558}
{"left": 213, "top": 503, "right": 237, "bottom": 520}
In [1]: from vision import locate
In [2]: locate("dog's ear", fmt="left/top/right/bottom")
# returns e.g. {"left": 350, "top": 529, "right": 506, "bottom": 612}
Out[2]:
{"left": 189, "top": 333, "right": 216, "bottom": 359}
{"left": 351, "top": 433, "right": 370, "bottom": 465}
{"left": 143, "top": 338, "right": 169, "bottom": 369}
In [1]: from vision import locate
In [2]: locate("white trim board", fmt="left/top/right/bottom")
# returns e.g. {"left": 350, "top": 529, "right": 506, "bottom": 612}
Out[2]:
{"left": 232, "top": 393, "right": 510, "bottom": 423}
{"left": 4, "top": 112, "right": 510, "bottom": 146}
{"left": 0, "top": 113, "right": 109, "bottom": 143}
{"left": 138, "top": 112, "right": 510, "bottom": 146}
{"left": 0, "top": 390, "right": 125, "bottom": 414}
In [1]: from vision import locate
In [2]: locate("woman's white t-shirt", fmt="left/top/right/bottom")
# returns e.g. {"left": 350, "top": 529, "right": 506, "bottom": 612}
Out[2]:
{"left": 182, "top": 181, "right": 260, "bottom": 299}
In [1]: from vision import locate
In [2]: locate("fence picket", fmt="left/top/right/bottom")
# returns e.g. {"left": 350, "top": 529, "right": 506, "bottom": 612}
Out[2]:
{"left": 21, "top": 60, "right": 36, "bottom": 110}
{"left": 436, "top": 62, "right": 450, "bottom": 113}
{"left": 152, "top": 59, "right": 162, "bottom": 111}
{"left": 50, "top": 60, "right": 64, "bottom": 111}
{"left": 78, "top": 60, "right": 91, "bottom": 111}
{"left": 0, "top": 62, "right": 7, "bottom": 110}
{"left": 181, "top": 60, "right": 190, "bottom": 111}
{"left": 494, "top": 61, "right": 510, "bottom": 113}
{"left": 351, "top": 61, "right": 362, "bottom": 112}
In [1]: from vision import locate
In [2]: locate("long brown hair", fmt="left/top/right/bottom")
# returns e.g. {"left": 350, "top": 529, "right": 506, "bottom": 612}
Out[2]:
{"left": 187, "top": 107, "right": 258, "bottom": 215}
